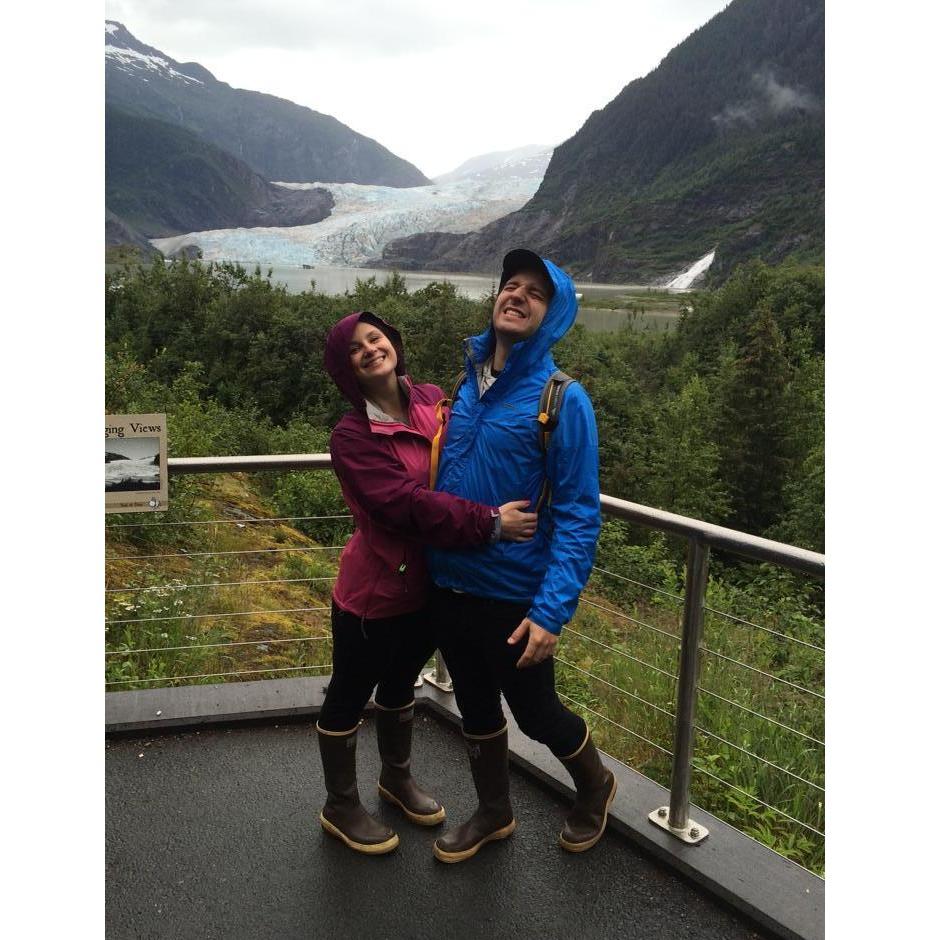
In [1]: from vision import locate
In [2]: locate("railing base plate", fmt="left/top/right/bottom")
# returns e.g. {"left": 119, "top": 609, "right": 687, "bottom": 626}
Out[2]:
{"left": 649, "top": 808, "right": 709, "bottom": 844}
{"left": 421, "top": 669, "right": 453, "bottom": 692}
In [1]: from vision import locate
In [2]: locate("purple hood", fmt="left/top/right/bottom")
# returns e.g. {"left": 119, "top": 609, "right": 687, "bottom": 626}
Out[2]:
{"left": 324, "top": 311, "right": 407, "bottom": 410}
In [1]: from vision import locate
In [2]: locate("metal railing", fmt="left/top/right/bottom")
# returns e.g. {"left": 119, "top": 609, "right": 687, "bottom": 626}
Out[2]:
{"left": 105, "top": 453, "right": 824, "bottom": 861}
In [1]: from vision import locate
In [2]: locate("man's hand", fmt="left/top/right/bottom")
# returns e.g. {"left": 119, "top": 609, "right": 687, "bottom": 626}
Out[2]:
{"left": 507, "top": 617, "right": 557, "bottom": 668}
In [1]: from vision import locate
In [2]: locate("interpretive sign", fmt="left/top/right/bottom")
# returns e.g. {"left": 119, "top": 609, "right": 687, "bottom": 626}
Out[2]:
{"left": 105, "top": 413, "right": 168, "bottom": 513}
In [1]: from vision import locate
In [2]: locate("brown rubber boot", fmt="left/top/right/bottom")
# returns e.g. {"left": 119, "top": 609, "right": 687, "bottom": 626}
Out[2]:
{"left": 316, "top": 722, "right": 399, "bottom": 854}
{"left": 433, "top": 726, "right": 516, "bottom": 863}
{"left": 375, "top": 701, "right": 446, "bottom": 826}
{"left": 558, "top": 730, "right": 617, "bottom": 853}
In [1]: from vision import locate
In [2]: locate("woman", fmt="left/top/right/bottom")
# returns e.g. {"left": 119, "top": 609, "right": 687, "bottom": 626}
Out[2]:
{"left": 317, "top": 311, "right": 537, "bottom": 855}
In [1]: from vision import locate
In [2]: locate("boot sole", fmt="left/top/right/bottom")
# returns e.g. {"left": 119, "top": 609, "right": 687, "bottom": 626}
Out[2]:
{"left": 319, "top": 812, "right": 399, "bottom": 855}
{"left": 432, "top": 819, "right": 517, "bottom": 864}
{"left": 378, "top": 784, "right": 446, "bottom": 826}
{"left": 558, "top": 775, "right": 618, "bottom": 853}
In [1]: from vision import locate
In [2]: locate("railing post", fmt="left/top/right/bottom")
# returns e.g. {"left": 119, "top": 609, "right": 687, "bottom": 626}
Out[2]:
{"left": 649, "top": 535, "right": 710, "bottom": 844}
{"left": 421, "top": 649, "right": 453, "bottom": 692}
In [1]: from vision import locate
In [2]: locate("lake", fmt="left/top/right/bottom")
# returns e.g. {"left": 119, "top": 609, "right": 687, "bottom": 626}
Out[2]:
{"left": 251, "top": 263, "right": 685, "bottom": 333}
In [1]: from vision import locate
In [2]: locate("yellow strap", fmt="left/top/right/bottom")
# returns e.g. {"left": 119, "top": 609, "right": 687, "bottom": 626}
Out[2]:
{"left": 429, "top": 398, "right": 446, "bottom": 489}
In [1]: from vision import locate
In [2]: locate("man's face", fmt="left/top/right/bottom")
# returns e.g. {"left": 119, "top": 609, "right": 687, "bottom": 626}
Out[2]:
{"left": 492, "top": 270, "right": 551, "bottom": 343}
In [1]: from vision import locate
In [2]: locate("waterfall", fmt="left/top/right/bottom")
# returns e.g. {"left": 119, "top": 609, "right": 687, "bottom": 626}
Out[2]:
{"left": 665, "top": 250, "right": 716, "bottom": 290}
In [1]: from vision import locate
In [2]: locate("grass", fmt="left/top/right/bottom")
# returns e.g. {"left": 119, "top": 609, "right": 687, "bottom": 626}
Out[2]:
{"left": 556, "top": 561, "right": 825, "bottom": 875}
{"left": 575, "top": 288, "right": 687, "bottom": 334}
{"left": 105, "top": 473, "right": 345, "bottom": 689}
{"left": 104, "top": 470, "right": 824, "bottom": 875}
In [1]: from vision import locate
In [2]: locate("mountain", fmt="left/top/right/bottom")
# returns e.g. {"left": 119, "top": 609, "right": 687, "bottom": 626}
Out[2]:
{"left": 106, "top": 105, "right": 334, "bottom": 241}
{"left": 434, "top": 145, "right": 553, "bottom": 184}
{"left": 148, "top": 147, "right": 552, "bottom": 267}
{"left": 382, "top": 0, "right": 823, "bottom": 285}
{"left": 105, "top": 21, "right": 429, "bottom": 187}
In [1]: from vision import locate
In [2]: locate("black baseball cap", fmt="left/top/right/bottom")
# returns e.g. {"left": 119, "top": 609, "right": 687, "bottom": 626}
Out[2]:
{"left": 498, "top": 248, "right": 555, "bottom": 300}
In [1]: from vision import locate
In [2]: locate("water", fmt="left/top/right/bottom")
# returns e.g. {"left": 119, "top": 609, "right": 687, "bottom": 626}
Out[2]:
{"left": 249, "top": 264, "right": 682, "bottom": 333}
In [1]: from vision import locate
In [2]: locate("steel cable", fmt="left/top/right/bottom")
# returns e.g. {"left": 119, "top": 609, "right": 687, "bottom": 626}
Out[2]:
{"left": 105, "top": 663, "right": 332, "bottom": 686}
{"left": 591, "top": 565, "right": 824, "bottom": 652}
{"left": 690, "top": 762, "right": 825, "bottom": 839}
{"left": 704, "top": 605, "right": 825, "bottom": 653}
{"left": 106, "top": 576, "right": 336, "bottom": 594}
{"left": 107, "top": 546, "right": 344, "bottom": 561}
{"left": 555, "top": 657, "right": 677, "bottom": 720}
{"left": 106, "top": 635, "right": 330, "bottom": 656}
{"left": 698, "top": 686, "right": 824, "bottom": 746}
{"left": 562, "top": 626, "right": 679, "bottom": 682}
{"left": 557, "top": 692, "right": 673, "bottom": 757}
{"left": 591, "top": 565, "right": 684, "bottom": 604}
{"left": 700, "top": 647, "right": 824, "bottom": 700}
{"left": 106, "top": 605, "right": 330, "bottom": 625}
{"left": 578, "top": 597, "right": 680, "bottom": 641}
{"left": 694, "top": 726, "right": 824, "bottom": 792}
{"left": 105, "top": 514, "right": 352, "bottom": 528}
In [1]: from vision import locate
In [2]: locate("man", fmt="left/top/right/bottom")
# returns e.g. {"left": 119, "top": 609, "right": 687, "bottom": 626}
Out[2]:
{"left": 428, "top": 248, "right": 613, "bottom": 863}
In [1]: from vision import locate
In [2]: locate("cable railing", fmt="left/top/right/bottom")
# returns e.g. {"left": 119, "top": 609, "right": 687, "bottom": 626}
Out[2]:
{"left": 105, "top": 452, "right": 824, "bottom": 872}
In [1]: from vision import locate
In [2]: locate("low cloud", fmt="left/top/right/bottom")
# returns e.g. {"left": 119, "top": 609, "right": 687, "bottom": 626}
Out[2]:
{"left": 713, "top": 67, "right": 820, "bottom": 128}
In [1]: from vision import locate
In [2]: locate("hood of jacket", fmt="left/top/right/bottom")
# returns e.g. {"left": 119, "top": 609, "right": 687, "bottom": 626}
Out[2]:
{"left": 324, "top": 311, "right": 407, "bottom": 411}
{"left": 466, "top": 256, "right": 578, "bottom": 389}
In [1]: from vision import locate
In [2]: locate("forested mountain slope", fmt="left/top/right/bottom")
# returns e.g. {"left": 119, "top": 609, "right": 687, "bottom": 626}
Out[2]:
{"left": 383, "top": 0, "right": 823, "bottom": 284}
{"left": 106, "top": 106, "right": 334, "bottom": 240}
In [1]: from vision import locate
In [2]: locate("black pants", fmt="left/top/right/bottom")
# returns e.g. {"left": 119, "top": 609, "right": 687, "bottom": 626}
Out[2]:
{"left": 317, "top": 601, "right": 438, "bottom": 732}
{"left": 430, "top": 586, "right": 586, "bottom": 758}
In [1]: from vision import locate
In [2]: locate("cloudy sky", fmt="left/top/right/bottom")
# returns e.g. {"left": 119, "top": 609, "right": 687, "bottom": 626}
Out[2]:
{"left": 104, "top": 0, "right": 729, "bottom": 178}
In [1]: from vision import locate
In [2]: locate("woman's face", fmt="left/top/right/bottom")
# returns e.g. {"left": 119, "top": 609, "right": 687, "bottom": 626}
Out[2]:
{"left": 348, "top": 320, "right": 398, "bottom": 386}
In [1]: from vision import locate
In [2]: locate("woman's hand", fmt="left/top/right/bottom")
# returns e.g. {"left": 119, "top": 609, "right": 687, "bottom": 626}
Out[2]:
{"left": 498, "top": 500, "right": 538, "bottom": 541}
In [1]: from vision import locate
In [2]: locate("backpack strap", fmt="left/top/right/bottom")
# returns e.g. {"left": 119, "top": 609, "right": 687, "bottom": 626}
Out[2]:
{"left": 535, "top": 371, "right": 575, "bottom": 511}
{"left": 430, "top": 370, "right": 467, "bottom": 490}
{"left": 449, "top": 369, "right": 467, "bottom": 405}
{"left": 429, "top": 398, "right": 447, "bottom": 490}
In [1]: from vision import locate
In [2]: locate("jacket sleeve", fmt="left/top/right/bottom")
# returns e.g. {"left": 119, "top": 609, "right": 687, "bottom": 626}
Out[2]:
{"left": 330, "top": 426, "right": 497, "bottom": 548}
{"left": 526, "top": 383, "right": 602, "bottom": 634}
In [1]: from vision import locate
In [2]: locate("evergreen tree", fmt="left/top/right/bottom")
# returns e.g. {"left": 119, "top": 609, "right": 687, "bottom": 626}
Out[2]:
{"left": 716, "top": 304, "right": 792, "bottom": 534}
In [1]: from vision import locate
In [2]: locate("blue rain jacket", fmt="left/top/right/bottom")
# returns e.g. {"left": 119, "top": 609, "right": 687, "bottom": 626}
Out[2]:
{"left": 427, "top": 257, "right": 601, "bottom": 634}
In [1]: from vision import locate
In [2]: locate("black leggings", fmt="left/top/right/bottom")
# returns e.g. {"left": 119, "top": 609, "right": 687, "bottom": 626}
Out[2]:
{"left": 317, "top": 601, "right": 438, "bottom": 732}
{"left": 430, "top": 586, "right": 586, "bottom": 757}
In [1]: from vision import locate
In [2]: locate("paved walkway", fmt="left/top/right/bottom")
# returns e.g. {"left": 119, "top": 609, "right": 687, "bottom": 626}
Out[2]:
{"left": 106, "top": 716, "right": 771, "bottom": 939}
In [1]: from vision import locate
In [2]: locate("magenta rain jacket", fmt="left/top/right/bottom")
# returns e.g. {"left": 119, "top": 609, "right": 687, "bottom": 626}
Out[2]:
{"left": 324, "top": 312, "right": 498, "bottom": 620}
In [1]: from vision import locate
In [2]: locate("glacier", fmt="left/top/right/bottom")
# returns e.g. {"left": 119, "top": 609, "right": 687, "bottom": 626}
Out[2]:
{"left": 150, "top": 148, "right": 553, "bottom": 267}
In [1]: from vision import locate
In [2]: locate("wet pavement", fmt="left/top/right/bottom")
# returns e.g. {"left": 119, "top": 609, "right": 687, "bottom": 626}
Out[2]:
{"left": 106, "top": 715, "right": 772, "bottom": 939}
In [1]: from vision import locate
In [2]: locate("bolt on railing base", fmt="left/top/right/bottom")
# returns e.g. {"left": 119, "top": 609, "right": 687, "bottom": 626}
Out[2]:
{"left": 649, "top": 807, "right": 709, "bottom": 844}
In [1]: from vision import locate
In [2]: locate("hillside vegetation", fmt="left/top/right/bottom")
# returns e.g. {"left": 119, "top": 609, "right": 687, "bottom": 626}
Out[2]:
{"left": 106, "top": 258, "right": 824, "bottom": 873}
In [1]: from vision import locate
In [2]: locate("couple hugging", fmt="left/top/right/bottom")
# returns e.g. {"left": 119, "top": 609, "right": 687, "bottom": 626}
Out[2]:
{"left": 317, "top": 248, "right": 614, "bottom": 862}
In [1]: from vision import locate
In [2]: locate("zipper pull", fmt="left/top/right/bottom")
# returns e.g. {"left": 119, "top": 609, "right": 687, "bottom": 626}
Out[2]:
{"left": 398, "top": 562, "right": 407, "bottom": 575}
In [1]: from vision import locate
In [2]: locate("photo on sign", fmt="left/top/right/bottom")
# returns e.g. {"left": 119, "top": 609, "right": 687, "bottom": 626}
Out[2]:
{"left": 105, "top": 413, "right": 168, "bottom": 513}
{"left": 105, "top": 437, "right": 161, "bottom": 492}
